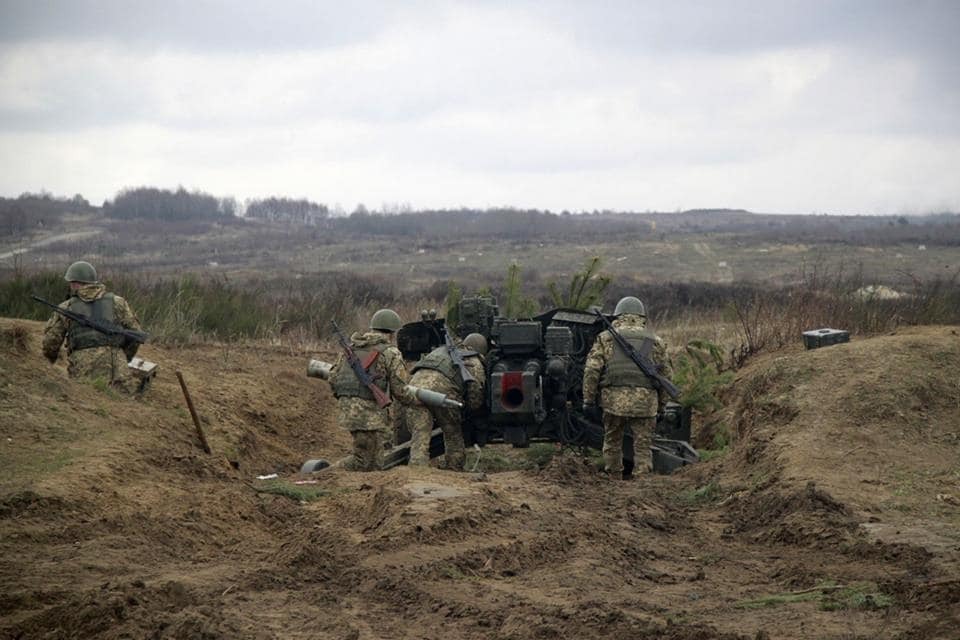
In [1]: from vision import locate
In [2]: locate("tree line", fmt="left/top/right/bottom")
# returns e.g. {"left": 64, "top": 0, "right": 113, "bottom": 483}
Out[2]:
{"left": 0, "top": 192, "right": 92, "bottom": 237}
{"left": 3, "top": 185, "right": 960, "bottom": 246}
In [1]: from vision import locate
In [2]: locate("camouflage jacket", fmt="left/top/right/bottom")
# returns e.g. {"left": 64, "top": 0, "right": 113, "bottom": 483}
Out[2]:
{"left": 42, "top": 283, "right": 142, "bottom": 384}
{"left": 581, "top": 314, "right": 672, "bottom": 418}
{"left": 331, "top": 330, "right": 414, "bottom": 432}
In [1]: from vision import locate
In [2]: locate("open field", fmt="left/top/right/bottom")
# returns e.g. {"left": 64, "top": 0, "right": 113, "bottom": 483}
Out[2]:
{"left": 2, "top": 212, "right": 957, "bottom": 293}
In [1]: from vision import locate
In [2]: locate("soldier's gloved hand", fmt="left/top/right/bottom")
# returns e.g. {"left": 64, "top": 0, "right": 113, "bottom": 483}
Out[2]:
{"left": 582, "top": 404, "right": 602, "bottom": 423}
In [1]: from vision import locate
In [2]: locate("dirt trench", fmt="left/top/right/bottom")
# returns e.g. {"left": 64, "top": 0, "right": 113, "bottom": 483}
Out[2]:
{"left": 1, "top": 320, "right": 959, "bottom": 639}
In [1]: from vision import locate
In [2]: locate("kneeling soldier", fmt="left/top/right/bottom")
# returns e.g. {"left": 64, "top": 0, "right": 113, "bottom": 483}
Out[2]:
{"left": 42, "top": 261, "right": 143, "bottom": 392}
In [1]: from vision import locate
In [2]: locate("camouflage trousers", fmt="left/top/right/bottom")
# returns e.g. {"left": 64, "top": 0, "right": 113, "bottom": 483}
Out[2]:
{"left": 406, "top": 404, "right": 466, "bottom": 470}
{"left": 602, "top": 413, "right": 655, "bottom": 477}
{"left": 338, "top": 429, "right": 388, "bottom": 472}
{"left": 68, "top": 346, "right": 133, "bottom": 393}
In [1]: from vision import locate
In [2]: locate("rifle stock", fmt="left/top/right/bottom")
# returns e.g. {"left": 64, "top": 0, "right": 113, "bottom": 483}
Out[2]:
{"left": 331, "top": 320, "right": 392, "bottom": 408}
{"left": 594, "top": 310, "right": 681, "bottom": 401}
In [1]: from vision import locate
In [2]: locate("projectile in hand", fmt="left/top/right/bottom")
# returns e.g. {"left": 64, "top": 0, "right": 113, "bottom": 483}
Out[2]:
{"left": 405, "top": 384, "right": 463, "bottom": 409}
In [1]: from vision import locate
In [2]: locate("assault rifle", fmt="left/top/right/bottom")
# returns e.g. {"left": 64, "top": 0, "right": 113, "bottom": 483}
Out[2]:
{"left": 445, "top": 330, "right": 476, "bottom": 384}
{"left": 594, "top": 309, "right": 681, "bottom": 401}
{"left": 331, "top": 319, "right": 392, "bottom": 409}
{"left": 32, "top": 295, "right": 149, "bottom": 345}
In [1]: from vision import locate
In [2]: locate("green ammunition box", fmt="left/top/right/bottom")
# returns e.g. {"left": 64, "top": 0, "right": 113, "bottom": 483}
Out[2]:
{"left": 802, "top": 328, "right": 850, "bottom": 350}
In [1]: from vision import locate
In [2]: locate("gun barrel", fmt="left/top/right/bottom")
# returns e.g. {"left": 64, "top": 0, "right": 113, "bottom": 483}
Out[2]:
{"left": 405, "top": 384, "right": 463, "bottom": 410}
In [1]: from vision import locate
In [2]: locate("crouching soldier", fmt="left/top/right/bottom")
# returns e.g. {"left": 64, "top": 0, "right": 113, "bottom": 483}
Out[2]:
{"left": 406, "top": 333, "right": 487, "bottom": 471}
{"left": 42, "top": 261, "right": 143, "bottom": 392}
{"left": 582, "top": 297, "right": 672, "bottom": 480}
{"left": 405, "top": 333, "right": 487, "bottom": 470}
{"left": 329, "top": 309, "right": 416, "bottom": 471}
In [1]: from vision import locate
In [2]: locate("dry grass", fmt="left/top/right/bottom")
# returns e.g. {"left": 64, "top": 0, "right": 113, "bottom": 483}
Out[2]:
{"left": 0, "top": 324, "right": 31, "bottom": 352}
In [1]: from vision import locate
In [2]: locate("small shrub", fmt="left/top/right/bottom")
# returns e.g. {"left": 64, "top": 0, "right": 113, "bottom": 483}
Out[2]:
{"left": 678, "top": 481, "right": 723, "bottom": 505}
{"left": 0, "top": 324, "right": 31, "bottom": 351}
{"left": 673, "top": 339, "right": 734, "bottom": 412}
{"left": 548, "top": 256, "right": 610, "bottom": 310}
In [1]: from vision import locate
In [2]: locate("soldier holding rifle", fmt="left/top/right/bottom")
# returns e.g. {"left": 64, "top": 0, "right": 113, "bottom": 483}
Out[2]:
{"left": 39, "top": 261, "right": 145, "bottom": 393}
{"left": 582, "top": 296, "right": 674, "bottom": 480}
{"left": 328, "top": 309, "right": 416, "bottom": 471}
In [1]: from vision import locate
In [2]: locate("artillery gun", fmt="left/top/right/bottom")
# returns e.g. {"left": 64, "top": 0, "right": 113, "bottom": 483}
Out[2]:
{"left": 394, "top": 295, "right": 698, "bottom": 474}
{"left": 305, "top": 297, "right": 697, "bottom": 474}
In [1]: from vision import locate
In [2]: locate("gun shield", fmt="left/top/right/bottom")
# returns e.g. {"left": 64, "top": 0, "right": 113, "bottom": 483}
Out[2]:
{"left": 405, "top": 385, "right": 463, "bottom": 410}
{"left": 307, "top": 359, "right": 334, "bottom": 379}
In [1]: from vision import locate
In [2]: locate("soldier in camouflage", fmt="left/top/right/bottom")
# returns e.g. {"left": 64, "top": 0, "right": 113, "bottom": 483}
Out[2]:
{"left": 405, "top": 333, "right": 487, "bottom": 470}
{"left": 582, "top": 297, "right": 672, "bottom": 479}
{"left": 42, "top": 261, "right": 143, "bottom": 392}
{"left": 329, "top": 309, "right": 416, "bottom": 471}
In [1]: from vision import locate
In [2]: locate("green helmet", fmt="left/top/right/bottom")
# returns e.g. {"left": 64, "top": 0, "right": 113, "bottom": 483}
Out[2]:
{"left": 462, "top": 332, "right": 488, "bottom": 356}
{"left": 613, "top": 296, "right": 645, "bottom": 317}
{"left": 369, "top": 308, "right": 402, "bottom": 333}
{"left": 64, "top": 261, "right": 98, "bottom": 284}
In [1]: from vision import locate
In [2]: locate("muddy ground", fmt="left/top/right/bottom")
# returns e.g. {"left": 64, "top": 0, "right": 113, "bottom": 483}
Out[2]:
{"left": 1, "top": 319, "right": 958, "bottom": 639}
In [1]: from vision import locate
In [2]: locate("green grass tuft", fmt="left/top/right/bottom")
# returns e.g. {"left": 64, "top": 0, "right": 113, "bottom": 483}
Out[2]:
{"left": 736, "top": 582, "right": 893, "bottom": 611}
{"left": 254, "top": 480, "right": 332, "bottom": 502}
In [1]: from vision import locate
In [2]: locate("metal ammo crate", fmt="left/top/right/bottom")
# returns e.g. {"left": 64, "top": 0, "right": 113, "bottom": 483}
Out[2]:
{"left": 802, "top": 328, "right": 850, "bottom": 350}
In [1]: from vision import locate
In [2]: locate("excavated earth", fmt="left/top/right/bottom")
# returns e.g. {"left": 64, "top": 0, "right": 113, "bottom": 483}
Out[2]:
{"left": 1, "top": 319, "right": 958, "bottom": 639}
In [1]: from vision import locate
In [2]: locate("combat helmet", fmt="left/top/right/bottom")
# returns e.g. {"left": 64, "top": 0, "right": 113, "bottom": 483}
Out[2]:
{"left": 462, "top": 332, "right": 488, "bottom": 356}
{"left": 64, "top": 261, "right": 98, "bottom": 284}
{"left": 613, "top": 296, "right": 645, "bottom": 317}
{"left": 369, "top": 308, "right": 402, "bottom": 333}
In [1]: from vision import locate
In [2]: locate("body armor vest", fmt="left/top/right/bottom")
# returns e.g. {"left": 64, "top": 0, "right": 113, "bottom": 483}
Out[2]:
{"left": 411, "top": 347, "right": 458, "bottom": 381}
{"left": 67, "top": 293, "right": 123, "bottom": 351}
{"left": 330, "top": 343, "right": 389, "bottom": 400}
{"left": 411, "top": 346, "right": 478, "bottom": 385}
{"left": 600, "top": 327, "right": 656, "bottom": 389}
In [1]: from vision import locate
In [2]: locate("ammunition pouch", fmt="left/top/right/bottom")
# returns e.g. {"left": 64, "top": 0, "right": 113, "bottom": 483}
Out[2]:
{"left": 330, "top": 345, "right": 388, "bottom": 400}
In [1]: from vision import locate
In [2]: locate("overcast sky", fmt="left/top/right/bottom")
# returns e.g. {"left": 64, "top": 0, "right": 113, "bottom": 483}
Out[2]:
{"left": 0, "top": 0, "right": 958, "bottom": 214}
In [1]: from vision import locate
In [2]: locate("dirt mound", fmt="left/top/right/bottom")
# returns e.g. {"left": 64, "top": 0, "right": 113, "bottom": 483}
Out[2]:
{"left": 3, "top": 318, "right": 960, "bottom": 638}
{"left": 535, "top": 450, "right": 605, "bottom": 485}
{"left": 724, "top": 481, "right": 857, "bottom": 546}
{"left": 718, "top": 327, "right": 960, "bottom": 541}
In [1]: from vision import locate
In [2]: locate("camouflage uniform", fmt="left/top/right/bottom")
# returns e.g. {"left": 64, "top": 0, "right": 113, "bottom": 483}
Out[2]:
{"left": 41, "top": 283, "right": 142, "bottom": 392}
{"left": 582, "top": 314, "right": 672, "bottom": 476}
{"left": 406, "top": 348, "right": 485, "bottom": 470}
{"left": 329, "top": 331, "right": 414, "bottom": 471}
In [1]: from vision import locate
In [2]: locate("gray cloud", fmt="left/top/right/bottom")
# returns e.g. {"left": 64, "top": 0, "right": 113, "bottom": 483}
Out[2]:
{"left": 0, "top": 0, "right": 419, "bottom": 51}
{"left": 0, "top": 0, "right": 957, "bottom": 213}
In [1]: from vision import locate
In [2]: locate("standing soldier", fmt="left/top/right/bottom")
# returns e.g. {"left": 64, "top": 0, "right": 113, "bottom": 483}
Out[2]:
{"left": 582, "top": 297, "right": 672, "bottom": 480}
{"left": 42, "top": 261, "right": 143, "bottom": 392}
{"left": 329, "top": 309, "right": 416, "bottom": 471}
{"left": 406, "top": 333, "right": 487, "bottom": 470}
